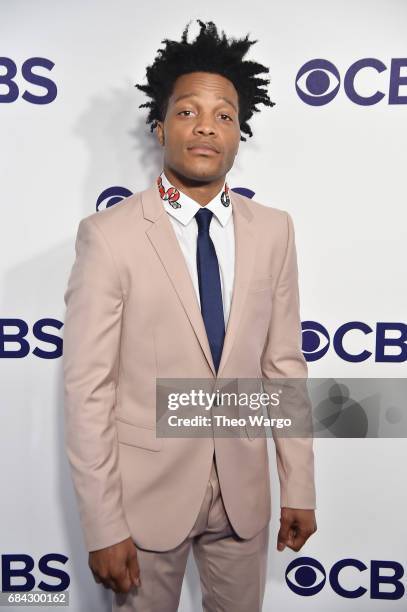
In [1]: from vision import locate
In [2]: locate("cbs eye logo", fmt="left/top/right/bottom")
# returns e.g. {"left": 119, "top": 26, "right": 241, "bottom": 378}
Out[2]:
{"left": 286, "top": 557, "right": 326, "bottom": 596}
{"left": 302, "top": 321, "right": 330, "bottom": 361}
{"left": 296, "top": 59, "right": 340, "bottom": 106}
{"left": 296, "top": 58, "right": 407, "bottom": 105}
{"left": 96, "top": 186, "right": 133, "bottom": 211}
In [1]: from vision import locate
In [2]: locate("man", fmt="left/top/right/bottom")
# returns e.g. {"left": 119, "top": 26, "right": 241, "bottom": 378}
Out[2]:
{"left": 63, "top": 19, "right": 317, "bottom": 611}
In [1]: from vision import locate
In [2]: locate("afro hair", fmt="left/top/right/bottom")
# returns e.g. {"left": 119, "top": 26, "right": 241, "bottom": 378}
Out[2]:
{"left": 135, "top": 18, "right": 276, "bottom": 142}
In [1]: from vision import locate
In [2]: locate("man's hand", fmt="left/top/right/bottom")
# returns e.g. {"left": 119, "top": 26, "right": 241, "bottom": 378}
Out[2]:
{"left": 88, "top": 537, "right": 141, "bottom": 593}
{"left": 277, "top": 508, "right": 317, "bottom": 552}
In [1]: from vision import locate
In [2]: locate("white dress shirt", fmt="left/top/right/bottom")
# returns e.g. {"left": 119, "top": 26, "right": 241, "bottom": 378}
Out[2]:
{"left": 158, "top": 170, "right": 235, "bottom": 326}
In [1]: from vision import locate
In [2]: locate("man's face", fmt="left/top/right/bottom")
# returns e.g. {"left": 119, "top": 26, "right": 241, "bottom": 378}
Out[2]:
{"left": 156, "top": 71, "right": 241, "bottom": 183}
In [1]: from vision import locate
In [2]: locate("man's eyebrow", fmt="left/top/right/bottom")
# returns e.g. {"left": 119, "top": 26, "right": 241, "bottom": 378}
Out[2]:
{"left": 172, "top": 93, "right": 238, "bottom": 113}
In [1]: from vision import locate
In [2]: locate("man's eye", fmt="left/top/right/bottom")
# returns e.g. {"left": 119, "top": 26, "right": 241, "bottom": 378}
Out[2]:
{"left": 177, "top": 110, "right": 232, "bottom": 120}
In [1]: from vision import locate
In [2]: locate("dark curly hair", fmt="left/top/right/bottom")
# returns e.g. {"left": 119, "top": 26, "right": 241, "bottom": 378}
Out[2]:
{"left": 134, "top": 19, "right": 276, "bottom": 142}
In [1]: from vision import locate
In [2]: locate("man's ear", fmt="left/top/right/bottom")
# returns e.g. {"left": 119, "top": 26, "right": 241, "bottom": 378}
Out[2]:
{"left": 156, "top": 121, "right": 165, "bottom": 147}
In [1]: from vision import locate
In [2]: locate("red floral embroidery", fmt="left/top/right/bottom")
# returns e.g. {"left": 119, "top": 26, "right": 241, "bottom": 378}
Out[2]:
{"left": 157, "top": 176, "right": 181, "bottom": 209}
{"left": 157, "top": 175, "right": 230, "bottom": 208}
{"left": 221, "top": 183, "right": 230, "bottom": 207}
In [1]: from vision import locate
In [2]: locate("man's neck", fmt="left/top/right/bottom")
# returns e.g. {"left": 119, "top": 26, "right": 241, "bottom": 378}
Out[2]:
{"left": 163, "top": 166, "right": 225, "bottom": 206}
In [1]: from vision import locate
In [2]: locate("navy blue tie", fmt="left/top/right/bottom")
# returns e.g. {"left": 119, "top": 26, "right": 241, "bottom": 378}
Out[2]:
{"left": 195, "top": 208, "right": 225, "bottom": 373}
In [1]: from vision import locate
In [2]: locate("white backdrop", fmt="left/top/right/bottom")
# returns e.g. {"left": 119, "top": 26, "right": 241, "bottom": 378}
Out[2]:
{"left": 1, "top": 1, "right": 406, "bottom": 610}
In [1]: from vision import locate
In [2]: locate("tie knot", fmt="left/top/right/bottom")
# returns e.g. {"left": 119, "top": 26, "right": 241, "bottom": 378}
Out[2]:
{"left": 195, "top": 207, "right": 213, "bottom": 233}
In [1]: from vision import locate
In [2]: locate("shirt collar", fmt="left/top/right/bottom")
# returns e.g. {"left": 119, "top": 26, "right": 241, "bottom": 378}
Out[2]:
{"left": 157, "top": 170, "right": 233, "bottom": 227}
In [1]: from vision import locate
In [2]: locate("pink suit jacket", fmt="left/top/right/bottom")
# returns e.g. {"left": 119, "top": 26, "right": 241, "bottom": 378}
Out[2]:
{"left": 62, "top": 181, "right": 316, "bottom": 552}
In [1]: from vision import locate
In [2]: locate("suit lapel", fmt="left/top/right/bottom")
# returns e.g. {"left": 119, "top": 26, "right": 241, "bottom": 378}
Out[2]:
{"left": 217, "top": 195, "right": 256, "bottom": 377}
{"left": 141, "top": 183, "right": 256, "bottom": 379}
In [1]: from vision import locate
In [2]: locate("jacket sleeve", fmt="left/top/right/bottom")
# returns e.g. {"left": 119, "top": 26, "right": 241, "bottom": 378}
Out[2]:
{"left": 260, "top": 211, "right": 317, "bottom": 509}
{"left": 63, "top": 216, "right": 131, "bottom": 551}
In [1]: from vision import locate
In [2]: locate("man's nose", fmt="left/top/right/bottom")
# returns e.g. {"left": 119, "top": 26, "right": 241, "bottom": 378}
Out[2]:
{"left": 194, "top": 116, "right": 216, "bottom": 135}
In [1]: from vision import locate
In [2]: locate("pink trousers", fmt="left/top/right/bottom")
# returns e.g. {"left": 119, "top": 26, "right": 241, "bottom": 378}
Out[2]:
{"left": 113, "top": 454, "right": 269, "bottom": 611}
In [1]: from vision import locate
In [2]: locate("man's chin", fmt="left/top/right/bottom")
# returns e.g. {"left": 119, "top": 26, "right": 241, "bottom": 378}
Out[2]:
{"left": 181, "top": 162, "right": 222, "bottom": 183}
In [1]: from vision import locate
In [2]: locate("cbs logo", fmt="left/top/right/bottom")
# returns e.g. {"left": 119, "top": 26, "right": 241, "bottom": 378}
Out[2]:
{"left": 0, "top": 319, "right": 62, "bottom": 358}
{"left": 286, "top": 556, "right": 405, "bottom": 600}
{"left": 296, "top": 58, "right": 407, "bottom": 105}
{"left": 302, "top": 320, "right": 407, "bottom": 362}
{"left": 0, "top": 57, "right": 57, "bottom": 104}
{"left": 1, "top": 553, "right": 69, "bottom": 592}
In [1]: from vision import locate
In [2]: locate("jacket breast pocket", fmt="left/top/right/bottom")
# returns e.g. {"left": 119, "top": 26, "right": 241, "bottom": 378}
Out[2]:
{"left": 115, "top": 417, "right": 163, "bottom": 451}
{"left": 248, "top": 276, "right": 273, "bottom": 293}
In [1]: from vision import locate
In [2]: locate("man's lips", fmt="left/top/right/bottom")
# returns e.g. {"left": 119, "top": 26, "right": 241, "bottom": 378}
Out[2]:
{"left": 187, "top": 144, "right": 219, "bottom": 155}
